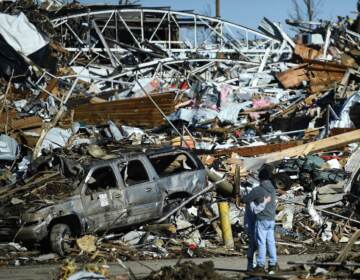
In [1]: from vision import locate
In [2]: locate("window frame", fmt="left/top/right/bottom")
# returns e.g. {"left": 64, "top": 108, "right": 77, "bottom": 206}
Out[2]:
{"left": 147, "top": 151, "right": 198, "bottom": 178}
{"left": 83, "top": 164, "right": 119, "bottom": 194}
{"left": 119, "top": 159, "right": 151, "bottom": 187}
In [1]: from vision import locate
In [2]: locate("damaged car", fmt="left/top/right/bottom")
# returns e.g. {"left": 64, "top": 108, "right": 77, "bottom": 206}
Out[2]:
{"left": 0, "top": 147, "right": 207, "bottom": 256}
{"left": 268, "top": 156, "right": 348, "bottom": 191}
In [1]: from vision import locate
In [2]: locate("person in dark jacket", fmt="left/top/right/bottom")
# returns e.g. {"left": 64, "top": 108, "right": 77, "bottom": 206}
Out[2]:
{"left": 243, "top": 195, "right": 270, "bottom": 271}
{"left": 242, "top": 167, "right": 278, "bottom": 273}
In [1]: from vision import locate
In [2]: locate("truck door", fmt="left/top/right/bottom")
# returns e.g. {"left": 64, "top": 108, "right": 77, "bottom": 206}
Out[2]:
{"left": 81, "top": 165, "right": 118, "bottom": 232}
{"left": 107, "top": 162, "right": 127, "bottom": 227}
{"left": 119, "top": 159, "right": 161, "bottom": 225}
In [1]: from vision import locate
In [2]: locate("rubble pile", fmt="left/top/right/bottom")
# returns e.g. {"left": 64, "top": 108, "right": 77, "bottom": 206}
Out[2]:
{"left": 144, "top": 261, "right": 225, "bottom": 280}
{"left": 1, "top": 0, "right": 360, "bottom": 279}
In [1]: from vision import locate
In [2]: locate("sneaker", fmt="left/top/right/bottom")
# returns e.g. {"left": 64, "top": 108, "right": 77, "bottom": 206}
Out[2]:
{"left": 268, "top": 264, "right": 280, "bottom": 274}
{"left": 252, "top": 266, "right": 265, "bottom": 273}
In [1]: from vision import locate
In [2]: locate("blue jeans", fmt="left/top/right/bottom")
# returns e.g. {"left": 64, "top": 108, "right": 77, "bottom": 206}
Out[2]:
{"left": 244, "top": 207, "right": 256, "bottom": 271}
{"left": 247, "top": 224, "right": 256, "bottom": 270}
{"left": 255, "top": 220, "right": 277, "bottom": 267}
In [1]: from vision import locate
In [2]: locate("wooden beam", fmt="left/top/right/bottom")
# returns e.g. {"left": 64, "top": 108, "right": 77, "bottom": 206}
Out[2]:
{"left": 74, "top": 92, "right": 176, "bottom": 128}
{"left": 335, "top": 230, "right": 360, "bottom": 263}
{"left": 260, "top": 129, "right": 360, "bottom": 164}
{"left": 0, "top": 112, "right": 43, "bottom": 132}
{"left": 276, "top": 60, "right": 347, "bottom": 93}
{"left": 200, "top": 141, "right": 300, "bottom": 157}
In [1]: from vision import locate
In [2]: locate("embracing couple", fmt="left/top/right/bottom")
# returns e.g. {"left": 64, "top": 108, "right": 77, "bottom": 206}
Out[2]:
{"left": 241, "top": 167, "right": 279, "bottom": 274}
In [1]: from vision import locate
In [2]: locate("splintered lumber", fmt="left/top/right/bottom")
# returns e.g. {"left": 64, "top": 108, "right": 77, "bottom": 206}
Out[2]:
{"left": 276, "top": 60, "right": 347, "bottom": 93}
{"left": 294, "top": 44, "right": 322, "bottom": 60}
{"left": 74, "top": 92, "right": 176, "bottom": 128}
{"left": 205, "top": 141, "right": 300, "bottom": 157}
{"left": 276, "top": 64, "right": 308, "bottom": 88}
{"left": 0, "top": 111, "right": 43, "bottom": 132}
{"left": 260, "top": 129, "right": 360, "bottom": 164}
{"left": 335, "top": 230, "right": 360, "bottom": 263}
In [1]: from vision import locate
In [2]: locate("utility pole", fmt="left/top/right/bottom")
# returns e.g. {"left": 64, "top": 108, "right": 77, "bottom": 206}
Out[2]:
{"left": 216, "top": 0, "right": 220, "bottom": 17}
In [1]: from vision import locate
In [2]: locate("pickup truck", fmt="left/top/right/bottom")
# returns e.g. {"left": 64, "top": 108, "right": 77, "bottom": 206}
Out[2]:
{"left": 0, "top": 147, "right": 207, "bottom": 255}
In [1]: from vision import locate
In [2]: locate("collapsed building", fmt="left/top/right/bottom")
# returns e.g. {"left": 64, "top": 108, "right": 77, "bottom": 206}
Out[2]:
{"left": 1, "top": 0, "right": 360, "bottom": 279}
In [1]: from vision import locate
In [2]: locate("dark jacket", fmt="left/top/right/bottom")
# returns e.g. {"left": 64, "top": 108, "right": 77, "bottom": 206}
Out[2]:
{"left": 242, "top": 180, "right": 276, "bottom": 221}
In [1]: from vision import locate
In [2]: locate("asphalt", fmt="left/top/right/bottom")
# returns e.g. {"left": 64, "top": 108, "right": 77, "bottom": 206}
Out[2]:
{"left": 0, "top": 254, "right": 318, "bottom": 279}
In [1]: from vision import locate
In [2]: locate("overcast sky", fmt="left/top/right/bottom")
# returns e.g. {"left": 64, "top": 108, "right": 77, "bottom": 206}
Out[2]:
{"left": 83, "top": 0, "right": 359, "bottom": 30}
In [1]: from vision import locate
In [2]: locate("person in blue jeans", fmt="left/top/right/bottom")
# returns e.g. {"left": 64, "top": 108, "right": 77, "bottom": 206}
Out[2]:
{"left": 243, "top": 196, "right": 271, "bottom": 271}
{"left": 242, "top": 167, "right": 278, "bottom": 273}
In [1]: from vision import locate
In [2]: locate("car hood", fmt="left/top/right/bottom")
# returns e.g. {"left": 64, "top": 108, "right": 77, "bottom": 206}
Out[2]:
{"left": 0, "top": 200, "right": 54, "bottom": 218}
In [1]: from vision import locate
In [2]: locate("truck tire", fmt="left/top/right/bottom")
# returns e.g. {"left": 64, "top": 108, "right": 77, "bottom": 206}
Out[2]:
{"left": 163, "top": 197, "right": 183, "bottom": 214}
{"left": 50, "top": 223, "right": 72, "bottom": 256}
{"left": 163, "top": 197, "right": 185, "bottom": 214}
{"left": 162, "top": 197, "right": 185, "bottom": 223}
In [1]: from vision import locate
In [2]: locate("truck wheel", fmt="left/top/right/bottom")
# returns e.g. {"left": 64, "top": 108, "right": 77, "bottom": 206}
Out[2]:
{"left": 50, "top": 223, "right": 72, "bottom": 256}
{"left": 163, "top": 197, "right": 183, "bottom": 214}
{"left": 162, "top": 197, "right": 185, "bottom": 223}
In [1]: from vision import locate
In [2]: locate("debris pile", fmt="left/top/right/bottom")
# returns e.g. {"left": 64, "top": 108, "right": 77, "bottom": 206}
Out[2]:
{"left": 144, "top": 261, "right": 224, "bottom": 280}
{"left": 1, "top": 1, "right": 360, "bottom": 279}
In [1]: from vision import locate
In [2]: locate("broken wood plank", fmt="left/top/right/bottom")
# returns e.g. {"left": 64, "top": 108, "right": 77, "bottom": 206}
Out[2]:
{"left": 294, "top": 44, "right": 322, "bottom": 60}
{"left": 335, "top": 230, "right": 360, "bottom": 263}
{"left": 330, "top": 128, "right": 355, "bottom": 136}
{"left": 202, "top": 141, "right": 301, "bottom": 157}
{"left": 276, "top": 60, "right": 347, "bottom": 93}
{"left": 276, "top": 64, "right": 307, "bottom": 88}
{"left": 260, "top": 129, "right": 360, "bottom": 164}
{"left": 0, "top": 112, "right": 43, "bottom": 132}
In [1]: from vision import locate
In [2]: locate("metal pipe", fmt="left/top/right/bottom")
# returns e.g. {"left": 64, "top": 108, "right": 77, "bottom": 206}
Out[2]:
{"left": 206, "top": 167, "right": 234, "bottom": 195}
{"left": 218, "top": 201, "right": 234, "bottom": 249}
{"left": 216, "top": 0, "right": 220, "bottom": 18}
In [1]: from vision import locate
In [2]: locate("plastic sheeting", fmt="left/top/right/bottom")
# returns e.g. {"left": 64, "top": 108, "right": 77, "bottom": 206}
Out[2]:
{"left": 40, "top": 127, "right": 73, "bottom": 152}
{"left": 331, "top": 91, "right": 360, "bottom": 128}
{"left": 122, "top": 125, "right": 145, "bottom": 138}
{"left": 0, "top": 134, "right": 18, "bottom": 161}
{"left": 218, "top": 102, "right": 252, "bottom": 124}
{"left": 170, "top": 103, "right": 254, "bottom": 126}
{"left": 0, "top": 12, "right": 48, "bottom": 56}
{"left": 108, "top": 120, "right": 123, "bottom": 141}
{"left": 169, "top": 108, "right": 218, "bottom": 125}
